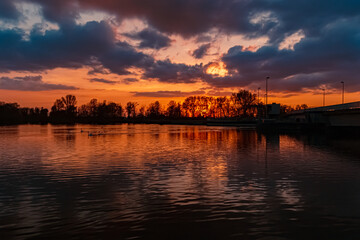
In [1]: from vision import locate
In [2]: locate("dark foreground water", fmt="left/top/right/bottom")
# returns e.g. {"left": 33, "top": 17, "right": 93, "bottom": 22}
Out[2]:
{"left": 1, "top": 124, "right": 360, "bottom": 240}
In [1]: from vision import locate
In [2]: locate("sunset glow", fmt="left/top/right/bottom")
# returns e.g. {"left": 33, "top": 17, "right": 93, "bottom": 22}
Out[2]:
{"left": 206, "top": 62, "right": 228, "bottom": 77}
{"left": 0, "top": 1, "right": 359, "bottom": 108}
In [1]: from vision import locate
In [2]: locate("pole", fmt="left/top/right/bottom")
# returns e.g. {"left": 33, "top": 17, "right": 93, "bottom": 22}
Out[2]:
{"left": 265, "top": 77, "right": 269, "bottom": 118}
{"left": 341, "top": 81, "right": 344, "bottom": 104}
{"left": 257, "top": 87, "right": 260, "bottom": 119}
{"left": 266, "top": 77, "right": 269, "bottom": 106}
{"left": 322, "top": 89, "right": 325, "bottom": 107}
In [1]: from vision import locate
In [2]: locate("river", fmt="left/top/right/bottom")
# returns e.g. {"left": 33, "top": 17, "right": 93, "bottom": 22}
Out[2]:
{"left": 1, "top": 124, "right": 360, "bottom": 239}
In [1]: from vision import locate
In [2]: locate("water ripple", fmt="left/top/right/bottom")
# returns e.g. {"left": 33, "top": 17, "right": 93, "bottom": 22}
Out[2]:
{"left": 0, "top": 125, "right": 360, "bottom": 239}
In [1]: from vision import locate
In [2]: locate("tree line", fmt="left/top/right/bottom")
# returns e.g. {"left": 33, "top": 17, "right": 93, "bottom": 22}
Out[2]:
{"left": 0, "top": 90, "right": 308, "bottom": 125}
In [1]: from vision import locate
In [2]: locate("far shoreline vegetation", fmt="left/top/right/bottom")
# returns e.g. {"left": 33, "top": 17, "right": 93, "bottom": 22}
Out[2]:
{"left": 0, "top": 90, "right": 308, "bottom": 125}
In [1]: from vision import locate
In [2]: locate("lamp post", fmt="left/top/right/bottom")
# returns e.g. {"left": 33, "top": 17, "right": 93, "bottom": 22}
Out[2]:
{"left": 341, "top": 81, "right": 345, "bottom": 104}
{"left": 322, "top": 89, "right": 326, "bottom": 107}
{"left": 265, "top": 76, "right": 270, "bottom": 118}
{"left": 266, "top": 77, "right": 269, "bottom": 106}
{"left": 257, "top": 87, "right": 261, "bottom": 119}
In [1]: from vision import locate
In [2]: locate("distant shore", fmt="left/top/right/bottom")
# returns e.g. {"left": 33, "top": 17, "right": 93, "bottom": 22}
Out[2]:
{"left": 0, "top": 118, "right": 258, "bottom": 127}
{"left": 3, "top": 118, "right": 360, "bottom": 136}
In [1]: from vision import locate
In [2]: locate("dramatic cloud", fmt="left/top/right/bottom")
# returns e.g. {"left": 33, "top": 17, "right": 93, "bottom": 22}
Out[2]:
{"left": 0, "top": 21, "right": 114, "bottom": 72}
{"left": 220, "top": 18, "right": 360, "bottom": 91}
{"left": 26, "top": 0, "right": 360, "bottom": 41}
{"left": 98, "top": 41, "right": 154, "bottom": 75}
{"left": 89, "top": 78, "right": 118, "bottom": 84}
{"left": 17, "top": 0, "right": 360, "bottom": 46}
{"left": 2, "top": 0, "right": 360, "bottom": 94}
{"left": 192, "top": 43, "right": 211, "bottom": 59}
{"left": 0, "top": 76, "right": 78, "bottom": 91}
{"left": 125, "top": 28, "right": 171, "bottom": 49}
{"left": 27, "top": 0, "right": 80, "bottom": 25}
{"left": 142, "top": 60, "right": 204, "bottom": 83}
{"left": 132, "top": 90, "right": 205, "bottom": 98}
{"left": 27, "top": 0, "right": 252, "bottom": 36}
{"left": 0, "top": 20, "right": 153, "bottom": 75}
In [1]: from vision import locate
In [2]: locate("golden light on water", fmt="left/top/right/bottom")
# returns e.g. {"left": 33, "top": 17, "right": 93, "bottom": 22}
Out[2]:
{"left": 206, "top": 62, "right": 228, "bottom": 77}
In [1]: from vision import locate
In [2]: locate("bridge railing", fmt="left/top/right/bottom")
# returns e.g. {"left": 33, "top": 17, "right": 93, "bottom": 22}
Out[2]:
{"left": 290, "top": 101, "right": 360, "bottom": 115}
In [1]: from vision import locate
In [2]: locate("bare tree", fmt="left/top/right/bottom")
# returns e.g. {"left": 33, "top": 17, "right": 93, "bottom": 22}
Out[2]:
{"left": 126, "top": 102, "right": 138, "bottom": 118}
{"left": 231, "top": 90, "right": 257, "bottom": 117}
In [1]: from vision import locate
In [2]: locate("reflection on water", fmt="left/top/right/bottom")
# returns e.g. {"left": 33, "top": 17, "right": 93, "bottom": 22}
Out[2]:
{"left": 1, "top": 124, "right": 360, "bottom": 239}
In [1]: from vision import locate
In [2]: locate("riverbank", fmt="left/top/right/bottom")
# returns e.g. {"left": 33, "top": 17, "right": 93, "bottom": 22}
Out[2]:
{"left": 0, "top": 118, "right": 258, "bottom": 127}
{"left": 3, "top": 118, "right": 360, "bottom": 135}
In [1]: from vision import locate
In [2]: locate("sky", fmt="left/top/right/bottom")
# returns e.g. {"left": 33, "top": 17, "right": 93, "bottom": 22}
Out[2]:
{"left": 1, "top": 0, "right": 360, "bottom": 108}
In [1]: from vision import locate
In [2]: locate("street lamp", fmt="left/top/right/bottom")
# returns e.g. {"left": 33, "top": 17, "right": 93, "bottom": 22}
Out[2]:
{"left": 341, "top": 81, "right": 345, "bottom": 104}
{"left": 322, "top": 89, "right": 326, "bottom": 107}
{"left": 257, "top": 87, "right": 261, "bottom": 119}
{"left": 265, "top": 76, "right": 270, "bottom": 118}
{"left": 266, "top": 77, "right": 270, "bottom": 106}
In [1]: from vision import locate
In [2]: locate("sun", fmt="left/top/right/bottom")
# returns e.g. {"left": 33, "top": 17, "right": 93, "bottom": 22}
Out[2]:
{"left": 206, "top": 62, "right": 228, "bottom": 77}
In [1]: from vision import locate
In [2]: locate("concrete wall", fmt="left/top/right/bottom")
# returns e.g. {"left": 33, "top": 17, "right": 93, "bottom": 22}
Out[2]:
{"left": 327, "top": 113, "right": 360, "bottom": 127}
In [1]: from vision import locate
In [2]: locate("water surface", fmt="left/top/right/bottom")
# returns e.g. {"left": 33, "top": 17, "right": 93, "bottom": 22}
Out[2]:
{"left": 1, "top": 124, "right": 360, "bottom": 239}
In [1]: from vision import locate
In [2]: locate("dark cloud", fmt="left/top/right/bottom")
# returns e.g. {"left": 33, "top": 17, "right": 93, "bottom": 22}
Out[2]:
{"left": 195, "top": 34, "right": 213, "bottom": 43}
{"left": 27, "top": 0, "right": 79, "bottom": 25}
{"left": 0, "top": 21, "right": 154, "bottom": 75}
{"left": 259, "top": 0, "right": 360, "bottom": 43}
{"left": 202, "top": 74, "right": 245, "bottom": 89}
{"left": 24, "top": 0, "right": 356, "bottom": 41}
{"left": 98, "top": 41, "right": 154, "bottom": 75}
{"left": 206, "top": 90, "right": 234, "bottom": 97}
{"left": 0, "top": 76, "right": 78, "bottom": 91}
{"left": 0, "top": 19, "right": 201, "bottom": 85}
{"left": 87, "top": 57, "right": 110, "bottom": 75}
{"left": 220, "top": 18, "right": 360, "bottom": 92}
{"left": 0, "top": 21, "right": 114, "bottom": 72}
{"left": 26, "top": 0, "right": 261, "bottom": 38}
{"left": 192, "top": 43, "right": 211, "bottom": 59}
{"left": 122, "top": 78, "right": 139, "bottom": 84}
{"left": 125, "top": 28, "right": 171, "bottom": 49}
{"left": 20, "top": 0, "right": 360, "bottom": 43}
{"left": 3, "top": 0, "right": 360, "bottom": 94}
{"left": 89, "top": 78, "right": 118, "bottom": 84}
{"left": 132, "top": 90, "right": 205, "bottom": 98}
{"left": 0, "top": 0, "right": 20, "bottom": 20}
{"left": 142, "top": 59, "right": 204, "bottom": 83}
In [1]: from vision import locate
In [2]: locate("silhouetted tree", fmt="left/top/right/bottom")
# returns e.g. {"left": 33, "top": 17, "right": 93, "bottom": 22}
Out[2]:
{"left": 182, "top": 96, "right": 197, "bottom": 117}
{"left": 146, "top": 101, "right": 162, "bottom": 118}
{"left": 78, "top": 99, "right": 123, "bottom": 123}
{"left": 62, "top": 95, "right": 77, "bottom": 115}
{"left": 231, "top": 90, "right": 257, "bottom": 118}
{"left": 50, "top": 95, "right": 77, "bottom": 123}
{"left": 126, "top": 102, "right": 138, "bottom": 118}
{"left": 166, "top": 101, "right": 182, "bottom": 118}
{"left": 52, "top": 99, "right": 65, "bottom": 112}
{"left": 295, "top": 104, "right": 309, "bottom": 110}
{"left": 138, "top": 105, "right": 146, "bottom": 118}
{"left": 0, "top": 92, "right": 311, "bottom": 125}
{"left": 215, "top": 97, "right": 227, "bottom": 118}
{"left": 39, "top": 108, "right": 49, "bottom": 123}
{"left": 280, "top": 104, "right": 295, "bottom": 114}
{"left": 0, "top": 102, "right": 22, "bottom": 124}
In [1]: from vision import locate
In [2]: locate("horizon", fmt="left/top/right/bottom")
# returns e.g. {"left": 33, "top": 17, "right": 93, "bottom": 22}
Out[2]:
{"left": 1, "top": 1, "right": 360, "bottom": 107}
{"left": 0, "top": 91, "right": 355, "bottom": 110}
